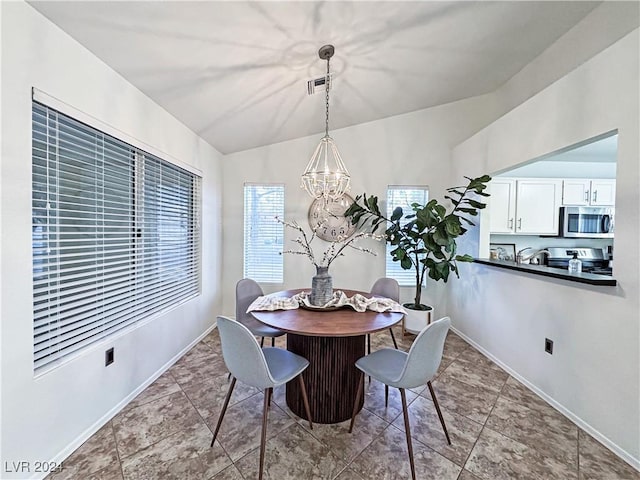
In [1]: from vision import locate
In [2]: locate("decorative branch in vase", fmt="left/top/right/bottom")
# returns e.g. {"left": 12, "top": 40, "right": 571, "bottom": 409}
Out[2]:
{"left": 276, "top": 217, "right": 382, "bottom": 267}
{"left": 276, "top": 217, "right": 383, "bottom": 306}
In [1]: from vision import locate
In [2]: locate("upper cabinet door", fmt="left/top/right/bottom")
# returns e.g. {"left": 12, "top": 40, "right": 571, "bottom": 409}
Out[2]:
{"left": 516, "top": 180, "right": 562, "bottom": 235}
{"left": 562, "top": 180, "right": 590, "bottom": 206}
{"left": 489, "top": 179, "right": 516, "bottom": 233}
{"left": 562, "top": 179, "right": 616, "bottom": 206}
{"left": 590, "top": 180, "right": 616, "bottom": 206}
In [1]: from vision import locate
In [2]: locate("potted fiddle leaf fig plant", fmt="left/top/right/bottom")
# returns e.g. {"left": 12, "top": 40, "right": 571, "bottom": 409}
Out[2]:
{"left": 345, "top": 175, "right": 491, "bottom": 332}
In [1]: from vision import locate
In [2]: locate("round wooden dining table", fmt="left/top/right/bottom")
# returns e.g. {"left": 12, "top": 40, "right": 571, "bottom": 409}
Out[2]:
{"left": 251, "top": 288, "right": 404, "bottom": 424}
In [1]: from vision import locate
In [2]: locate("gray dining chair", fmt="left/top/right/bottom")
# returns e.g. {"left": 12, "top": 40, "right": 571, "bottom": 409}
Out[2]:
{"left": 211, "top": 316, "right": 313, "bottom": 480}
{"left": 349, "top": 316, "right": 452, "bottom": 480}
{"left": 237, "top": 278, "right": 285, "bottom": 347}
{"left": 369, "top": 277, "right": 400, "bottom": 351}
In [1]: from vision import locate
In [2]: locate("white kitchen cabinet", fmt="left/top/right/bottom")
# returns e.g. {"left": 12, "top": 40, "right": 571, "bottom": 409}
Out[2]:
{"left": 489, "top": 178, "right": 562, "bottom": 235}
{"left": 562, "top": 180, "right": 591, "bottom": 205}
{"left": 562, "top": 179, "right": 616, "bottom": 206}
{"left": 516, "top": 180, "right": 562, "bottom": 234}
{"left": 489, "top": 179, "right": 516, "bottom": 233}
{"left": 590, "top": 180, "right": 616, "bottom": 206}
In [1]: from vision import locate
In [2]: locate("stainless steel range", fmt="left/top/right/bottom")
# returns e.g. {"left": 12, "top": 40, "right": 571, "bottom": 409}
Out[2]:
{"left": 546, "top": 247, "right": 612, "bottom": 275}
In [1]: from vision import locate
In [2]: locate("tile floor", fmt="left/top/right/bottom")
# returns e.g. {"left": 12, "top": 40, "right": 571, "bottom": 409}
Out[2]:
{"left": 48, "top": 326, "right": 638, "bottom": 480}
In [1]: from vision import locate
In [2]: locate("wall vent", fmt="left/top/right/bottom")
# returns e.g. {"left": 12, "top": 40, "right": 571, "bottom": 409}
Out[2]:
{"left": 307, "top": 74, "right": 332, "bottom": 95}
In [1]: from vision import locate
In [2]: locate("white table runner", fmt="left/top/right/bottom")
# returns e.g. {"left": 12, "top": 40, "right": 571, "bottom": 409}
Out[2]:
{"left": 247, "top": 290, "right": 407, "bottom": 314}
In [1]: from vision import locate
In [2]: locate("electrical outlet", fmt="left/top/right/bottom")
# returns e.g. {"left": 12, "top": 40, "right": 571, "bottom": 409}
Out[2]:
{"left": 545, "top": 338, "right": 554, "bottom": 355}
{"left": 105, "top": 347, "right": 114, "bottom": 366}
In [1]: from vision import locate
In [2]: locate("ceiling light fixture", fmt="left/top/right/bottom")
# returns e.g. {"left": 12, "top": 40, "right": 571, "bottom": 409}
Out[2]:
{"left": 301, "top": 44, "right": 351, "bottom": 201}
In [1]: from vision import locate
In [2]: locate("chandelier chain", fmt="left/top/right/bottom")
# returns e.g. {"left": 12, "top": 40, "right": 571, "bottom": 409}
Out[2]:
{"left": 325, "top": 55, "right": 330, "bottom": 138}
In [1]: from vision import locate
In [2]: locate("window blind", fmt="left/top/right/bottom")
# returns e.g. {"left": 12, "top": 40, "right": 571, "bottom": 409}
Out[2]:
{"left": 386, "top": 186, "right": 429, "bottom": 286}
{"left": 32, "top": 102, "right": 201, "bottom": 372}
{"left": 243, "top": 184, "right": 284, "bottom": 283}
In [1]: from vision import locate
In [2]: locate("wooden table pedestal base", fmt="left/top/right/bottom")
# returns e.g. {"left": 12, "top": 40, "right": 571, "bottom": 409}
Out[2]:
{"left": 286, "top": 333, "right": 365, "bottom": 424}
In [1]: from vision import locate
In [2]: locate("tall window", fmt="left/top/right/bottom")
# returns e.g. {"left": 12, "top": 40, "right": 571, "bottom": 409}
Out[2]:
{"left": 243, "top": 184, "right": 285, "bottom": 283}
{"left": 32, "top": 102, "right": 201, "bottom": 372}
{"left": 386, "top": 186, "right": 429, "bottom": 286}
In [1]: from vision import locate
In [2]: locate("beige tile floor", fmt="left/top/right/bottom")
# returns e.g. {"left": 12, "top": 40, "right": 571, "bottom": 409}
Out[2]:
{"left": 49, "top": 326, "right": 638, "bottom": 480}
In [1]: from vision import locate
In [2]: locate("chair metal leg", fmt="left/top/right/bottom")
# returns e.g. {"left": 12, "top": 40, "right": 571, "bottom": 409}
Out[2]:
{"left": 385, "top": 384, "right": 389, "bottom": 408}
{"left": 298, "top": 374, "right": 314, "bottom": 430}
{"left": 267, "top": 387, "right": 272, "bottom": 407}
{"left": 349, "top": 371, "right": 365, "bottom": 433}
{"left": 400, "top": 388, "right": 416, "bottom": 480}
{"left": 227, "top": 372, "right": 231, "bottom": 380}
{"left": 389, "top": 328, "right": 398, "bottom": 349}
{"left": 427, "top": 381, "right": 451, "bottom": 445}
{"left": 260, "top": 337, "right": 265, "bottom": 347}
{"left": 210, "top": 377, "right": 236, "bottom": 447}
{"left": 271, "top": 337, "right": 275, "bottom": 347}
{"left": 367, "top": 335, "right": 371, "bottom": 382}
{"left": 259, "top": 388, "right": 271, "bottom": 480}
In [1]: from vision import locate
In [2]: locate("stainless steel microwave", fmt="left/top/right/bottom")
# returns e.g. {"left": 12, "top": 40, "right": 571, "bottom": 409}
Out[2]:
{"left": 561, "top": 207, "right": 614, "bottom": 238}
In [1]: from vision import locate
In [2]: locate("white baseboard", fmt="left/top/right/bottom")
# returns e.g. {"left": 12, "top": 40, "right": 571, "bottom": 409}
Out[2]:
{"left": 37, "top": 323, "right": 218, "bottom": 480}
{"left": 451, "top": 326, "right": 640, "bottom": 473}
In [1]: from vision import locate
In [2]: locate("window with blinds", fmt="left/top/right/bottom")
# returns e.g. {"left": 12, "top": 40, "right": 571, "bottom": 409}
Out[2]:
{"left": 243, "top": 184, "right": 284, "bottom": 283}
{"left": 32, "top": 102, "right": 201, "bottom": 372}
{"left": 386, "top": 186, "right": 429, "bottom": 286}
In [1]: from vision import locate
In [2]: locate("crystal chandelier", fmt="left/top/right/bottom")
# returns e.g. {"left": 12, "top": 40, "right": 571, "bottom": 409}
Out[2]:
{"left": 301, "top": 44, "right": 351, "bottom": 201}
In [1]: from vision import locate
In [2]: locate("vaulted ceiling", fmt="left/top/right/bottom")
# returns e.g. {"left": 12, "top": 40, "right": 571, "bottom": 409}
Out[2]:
{"left": 29, "top": 1, "right": 599, "bottom": 154}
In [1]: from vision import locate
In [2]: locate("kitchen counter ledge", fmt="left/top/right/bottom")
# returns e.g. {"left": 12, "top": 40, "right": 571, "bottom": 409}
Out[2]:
{"left": 474, "top": 259, "right": 617, "bottom": 286}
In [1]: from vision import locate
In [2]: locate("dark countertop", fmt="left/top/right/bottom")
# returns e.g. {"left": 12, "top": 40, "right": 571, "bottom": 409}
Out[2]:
{"left": 473, "top": 259, "right": 617, "bottom": 286}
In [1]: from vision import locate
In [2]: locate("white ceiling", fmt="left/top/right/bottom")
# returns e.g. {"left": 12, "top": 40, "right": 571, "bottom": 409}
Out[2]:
{"left": 29, "top": 1, "right": 599, "bottom": 154}
{"left": 548, "top": 134, "right": 618, "bottom": 163}
{"left": 497, "top": 133, "right": 618, "bottom": 178}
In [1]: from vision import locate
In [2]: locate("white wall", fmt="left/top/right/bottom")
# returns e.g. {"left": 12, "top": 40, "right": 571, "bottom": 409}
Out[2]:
{"left": 0, "top": 3, "right": 223, "bottom": 477}
{"left": 450, "top": 29, "right": 639, "bottom": 468}
{"left": 221, "top": 94, "right": 500, "bottom": 316}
